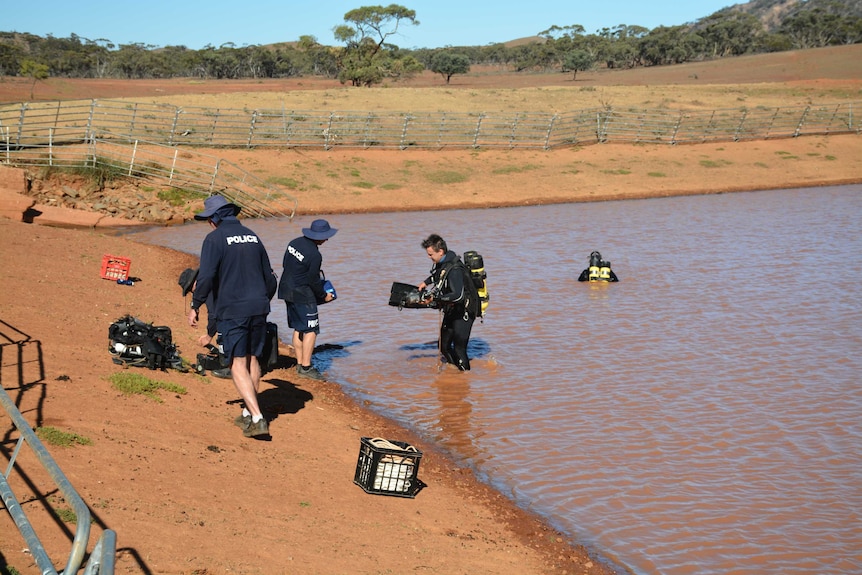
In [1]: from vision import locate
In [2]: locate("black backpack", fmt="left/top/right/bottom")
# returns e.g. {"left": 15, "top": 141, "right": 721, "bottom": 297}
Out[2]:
{"left": 108, "top": 315, "right": 184, "bottom": 371}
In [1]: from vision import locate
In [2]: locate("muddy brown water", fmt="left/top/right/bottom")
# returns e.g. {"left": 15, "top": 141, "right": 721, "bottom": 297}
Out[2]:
{"left": 130, "top": 185, "right": 862, "bottom": 575}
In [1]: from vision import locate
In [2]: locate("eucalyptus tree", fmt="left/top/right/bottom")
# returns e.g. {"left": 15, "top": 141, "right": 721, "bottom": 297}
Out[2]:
{"left": 332, "top": 4, "right": 423, "bottom": 86}
{"left": 429, "top": 51, "right": 470, "bottom": 83}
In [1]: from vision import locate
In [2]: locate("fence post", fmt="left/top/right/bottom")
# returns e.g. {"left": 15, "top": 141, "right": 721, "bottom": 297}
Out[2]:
{"left": 472, "top": 114, "right": 485, "bottom": 148}
{"left": 363, "top": 112, "right": 373, "bottom": 148}
{"left": 87, "top": 100, "right": 96, "bottom": 138}
{"left": 509, "top": 115, "right": 519, "bottom": 149}
{"left": 247, "top": 111, "right": 257, "bottom": 149}
{"left": 170, "top": 148, "right": 178, "bottom": 185}
{"left": 734, "top": 110, "right": 748, "bottom": 141}
{"left": 130, "top": 101, "right": 139, "bottom": 138}
{"left": 671, "top": 112, "right": 684, "bottom": 144}
{"left": 3, "top": 127, "right": 9, "bottom": 163}
{"left": 128, "top": 140, "right": 139, "bottom": 176}
{"left": 209, "top": 109, "right": 220, "bottom": 144}
{"left": 16, "top": 103, "right": 27, "bottom": 147}
{"left": 48, "top": 128, "right": 54, "bottom": 166}
{"left": 794, "top": 106, "right": 810, "bottom": 137}
{"left": 596, "top": 109, "right": 609, "bottom": 143}
{"left": 544, "top": 115, "right": 557, "bottom": 149}
{"left": 400, "top": 114, "right": 411, "bottom": 150}
{"left": 211, "top": 159, "right": 221, "bottom": 193}
{"left": 87, "top": 132, "right": 97, "bottom": 167}
{"left": 170, "top": 108, "right": 181, "bottom": 146}
{"left": 325, "top": 112, "right": 334, "bottom": 150}
{"left": 282, "top": 110, "right": 294, "bottom": 146}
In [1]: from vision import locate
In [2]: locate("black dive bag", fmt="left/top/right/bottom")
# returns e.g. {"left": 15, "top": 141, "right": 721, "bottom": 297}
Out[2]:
{"left": 108, "top": 315, "right": 184, "bottom": 371}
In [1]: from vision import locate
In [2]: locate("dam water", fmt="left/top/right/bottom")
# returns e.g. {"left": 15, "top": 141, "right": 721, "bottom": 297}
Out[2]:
{"left": 129, "top": 185, "right": 862, "bottom": 575}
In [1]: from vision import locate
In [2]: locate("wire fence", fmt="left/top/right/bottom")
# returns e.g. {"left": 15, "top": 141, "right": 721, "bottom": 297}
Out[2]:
{"left": 1, "top": 99, "right": 859, "bottom": 150}
{"left": 0, "top": 98, "right": 858, "bottom": 217}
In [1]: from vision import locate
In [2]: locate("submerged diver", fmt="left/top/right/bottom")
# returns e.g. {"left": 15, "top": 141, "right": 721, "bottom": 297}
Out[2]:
{"left": 578, "top": 251, "right": 619, "bottom": 282}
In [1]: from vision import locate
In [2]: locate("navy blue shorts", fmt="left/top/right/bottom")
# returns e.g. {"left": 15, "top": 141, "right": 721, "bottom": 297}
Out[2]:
{"left": 217, "top": 315, "right": 267, "bottom": 362}
{"left": 286, "top": 301, "right": 319, "bottom": 334}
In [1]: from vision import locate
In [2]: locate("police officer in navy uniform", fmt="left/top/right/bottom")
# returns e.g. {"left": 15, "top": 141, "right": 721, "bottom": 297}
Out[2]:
{"left": 278, "top": 219, "right": 337, "bottom": 380}
{"left": 188, "top": 195, "right": 277, "bottom": 438}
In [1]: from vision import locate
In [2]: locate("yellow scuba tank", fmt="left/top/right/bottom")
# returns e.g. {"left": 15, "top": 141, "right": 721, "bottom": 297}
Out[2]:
{"left": 599, "top": 263, "right": 612, "bottom": 281}
{"left": 463, "top": 250, "right": 489, "bottom": 316}
{"left": 588, "top": 265, "right": 601, "bottom": 281}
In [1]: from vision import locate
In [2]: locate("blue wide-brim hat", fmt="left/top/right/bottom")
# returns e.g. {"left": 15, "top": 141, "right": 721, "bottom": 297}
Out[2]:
{"left": 303, "top": 219, "right": 338, "bottom": 240}
{"left": 194, "top": 195, "right": 241, "bottom": 220}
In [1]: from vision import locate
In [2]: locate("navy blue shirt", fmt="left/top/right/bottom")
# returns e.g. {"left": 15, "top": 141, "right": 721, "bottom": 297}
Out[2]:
{"left": 278, "top": 235, "right": 326, "bottom": 304}
{"left": 192, "top": 218, "right": 276, "bottom": 320}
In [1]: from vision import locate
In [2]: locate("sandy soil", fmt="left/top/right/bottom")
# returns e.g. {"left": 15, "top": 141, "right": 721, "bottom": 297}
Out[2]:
{"left": 1, "top": 47, "right": 861, "bottom": 575}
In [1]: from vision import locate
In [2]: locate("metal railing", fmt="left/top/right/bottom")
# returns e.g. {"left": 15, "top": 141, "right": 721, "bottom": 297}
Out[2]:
{"left": 1, "top": 99, "right": 858, "bottom": 151}
{"left": 0, "top": 131, "right": 297, "bottom": 220}
{"left": 1, "top": 330, "right": 116, "bottom": 574}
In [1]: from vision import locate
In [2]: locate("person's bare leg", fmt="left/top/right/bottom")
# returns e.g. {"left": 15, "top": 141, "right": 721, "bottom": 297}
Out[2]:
{"left": 298, "top": 331, "right": 317, "bottom": 366}
{"left": 249, "top": 355, "right": 262, "bottom": 393}
{"left": 292, "top": 330, "right": 303, "bottom": 366}
{"left": 230, "top": 355, "right": 262, "bottom": 418}
{"left": 293, "top": 331, "right": 317, "bottom": 367}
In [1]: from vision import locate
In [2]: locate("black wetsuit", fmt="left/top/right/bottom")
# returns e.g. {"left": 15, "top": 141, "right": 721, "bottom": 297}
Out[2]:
{"left": 425, "top": 252, "right": 480, "bottom": 370}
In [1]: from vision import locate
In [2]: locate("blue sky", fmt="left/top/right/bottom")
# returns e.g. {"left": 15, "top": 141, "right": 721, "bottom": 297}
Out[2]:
{"left": 5, "top": 1, "right": 735, "bottom": 50}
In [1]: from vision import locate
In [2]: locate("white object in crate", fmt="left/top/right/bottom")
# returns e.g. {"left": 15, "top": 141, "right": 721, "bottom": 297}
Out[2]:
{"left": 369, "top": 438, "right": 418, "bottom": 493}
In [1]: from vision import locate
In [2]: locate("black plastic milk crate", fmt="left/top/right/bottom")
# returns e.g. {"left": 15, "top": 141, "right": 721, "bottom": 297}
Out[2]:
{"left": 353, "top": 437, "right": 423, "bottom": 498}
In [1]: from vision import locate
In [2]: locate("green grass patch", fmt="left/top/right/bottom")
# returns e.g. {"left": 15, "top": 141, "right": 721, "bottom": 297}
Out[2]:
{"left": 35, "top": 426, "right": 92, "bottom": 447}
{"left": 380, "top": 183, "right": 402, "bottom": 190}
{"left": 699, "top": 159, "right": 733, "bottom": 168}
{"left": 600, "top": 168, "right": 632, "bottom": 175}
{"left": 350, "top": 181, "right": 375, "bottom": 189}
{"left": 157, "top": 187, "right": 208, "bottom": 206}
{"left": 754, "top": 162, "right": 769, "bottom": 168}
{"left": 267, "top": 176, "right": 301, "bottom": 189}
{"left": 425, "top": 170, "right": 468, "bottom": 184}
{"left": 54, "top": 506, "right": 79, "bottom": 524}
{"left": 647, "top": 172, "right": 666, "bottom": 177}
{"left": 109, "top": 372, "right": 187, "bottom": 402}
{"left": 40, "top": 158, "right": 129, "bottom": 188}
{"left": 491, "top": 164, "right": 541, "bottom": 175}
{"left": 824, "top": 155, "right": 837, "bottom": 161}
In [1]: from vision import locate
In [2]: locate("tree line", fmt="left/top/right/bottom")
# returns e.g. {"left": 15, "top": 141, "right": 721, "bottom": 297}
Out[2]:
{"left": 2, "top": 0, "right": 861, "bottom": 89}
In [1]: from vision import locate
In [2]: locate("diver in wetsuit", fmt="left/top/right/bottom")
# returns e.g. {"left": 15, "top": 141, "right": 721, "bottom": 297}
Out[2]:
{"left": 578, "top": 251, "right": 619, "bottom": 282}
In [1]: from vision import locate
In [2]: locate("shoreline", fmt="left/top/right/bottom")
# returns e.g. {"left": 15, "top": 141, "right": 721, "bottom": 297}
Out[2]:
{"left": 3, "top": 133, "right": 862, "bottom": 229}
{"left": 0, "top": 214, "right": 623, "bottom": 575}
{"left": 1, "top": 132, "right": 860, "bottom": 574}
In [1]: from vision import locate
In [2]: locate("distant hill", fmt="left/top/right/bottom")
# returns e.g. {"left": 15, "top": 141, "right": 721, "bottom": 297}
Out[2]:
{"left": 719, "top": 0, "right": 862, "bottom": 31}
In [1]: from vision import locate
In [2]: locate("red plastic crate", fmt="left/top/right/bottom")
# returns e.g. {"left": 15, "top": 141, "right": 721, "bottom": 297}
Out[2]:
{"left": 101, "top": 254, "right": 131, "bottom": 280}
